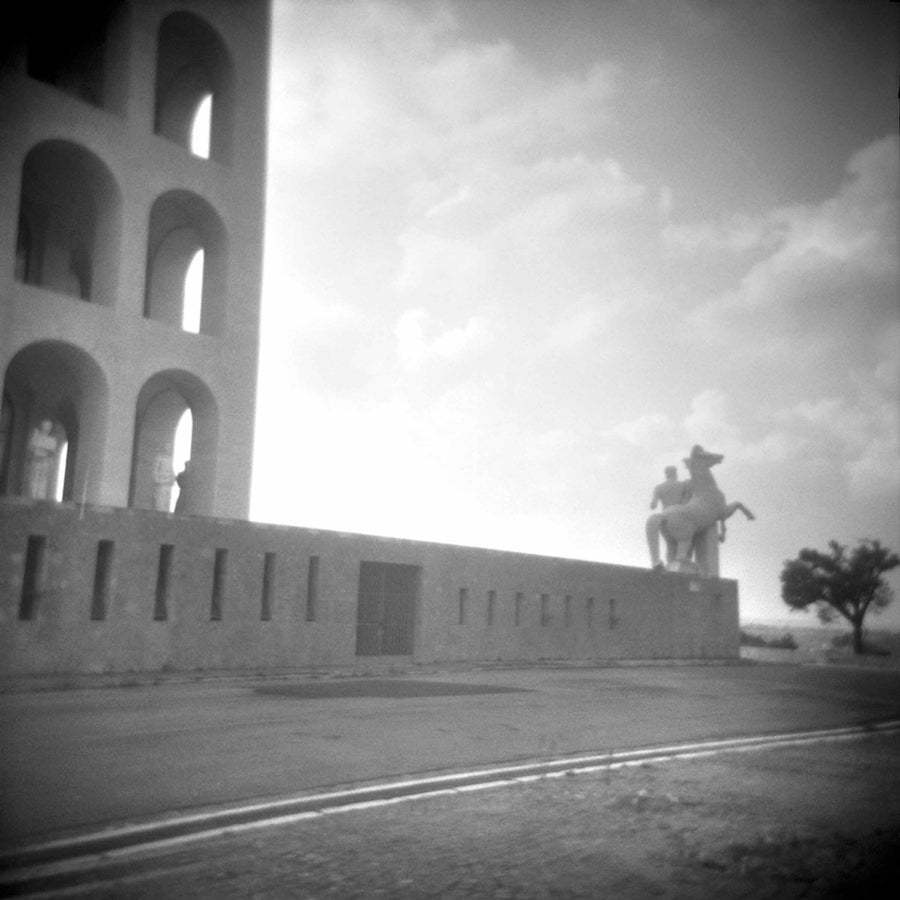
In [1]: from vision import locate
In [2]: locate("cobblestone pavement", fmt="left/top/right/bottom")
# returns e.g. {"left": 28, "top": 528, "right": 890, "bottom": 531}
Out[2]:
{"left": 14, "top": 730, "right": 900, "bottom": 899}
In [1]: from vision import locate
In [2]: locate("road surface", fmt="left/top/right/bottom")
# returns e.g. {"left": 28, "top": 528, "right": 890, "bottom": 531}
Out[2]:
{"left": 1, "top": 662, "right": 899, "bottom": 896}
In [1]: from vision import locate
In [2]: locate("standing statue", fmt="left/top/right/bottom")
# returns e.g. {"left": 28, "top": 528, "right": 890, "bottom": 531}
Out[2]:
{"left": 26, "top": 419, "right": 59, "bottom": 500}
{"left": 649, "top": 466, "right": 690, "bottom": 565}
{"left": 646, "top": 445, "right": 755, "bottom": 576}
{"left": 174, "top": 459, "right": 197, "bottom": 515}
{"left": 153, "top": 442, "right": 176, "bottom": 512}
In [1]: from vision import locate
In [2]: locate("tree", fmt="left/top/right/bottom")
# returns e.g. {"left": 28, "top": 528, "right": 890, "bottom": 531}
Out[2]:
{"left": 780, "top": 539, "right": 899, "bottom": 654}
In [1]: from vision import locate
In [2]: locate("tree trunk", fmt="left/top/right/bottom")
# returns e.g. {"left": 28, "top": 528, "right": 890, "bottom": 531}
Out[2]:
{"left": 852, "top": 618, "right": 865, "bottom": 655}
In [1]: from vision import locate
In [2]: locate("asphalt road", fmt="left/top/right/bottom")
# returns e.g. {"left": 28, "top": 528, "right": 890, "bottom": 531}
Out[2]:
{"left": 2, "top": 662, "right": 899, "bottom": 851}
{"left": 9, "top": 729, "right": 899, "bottom": 899}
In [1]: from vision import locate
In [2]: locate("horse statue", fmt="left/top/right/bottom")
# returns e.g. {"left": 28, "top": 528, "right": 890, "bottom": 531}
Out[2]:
{"left": 646, "top": 445, "right": 755, "bottom": 575}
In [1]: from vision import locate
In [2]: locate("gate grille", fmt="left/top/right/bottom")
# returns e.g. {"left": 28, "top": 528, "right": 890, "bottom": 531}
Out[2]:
{"left": 356, "top": 562, "right": 419, "bottom": 656}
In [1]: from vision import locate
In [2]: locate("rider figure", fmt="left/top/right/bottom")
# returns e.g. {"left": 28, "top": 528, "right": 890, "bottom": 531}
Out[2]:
{"left": 650, "top": 466, "right": 689, "bottom": 510}
{"left": 650, "top": 466, "right": 690, "bottom": 563}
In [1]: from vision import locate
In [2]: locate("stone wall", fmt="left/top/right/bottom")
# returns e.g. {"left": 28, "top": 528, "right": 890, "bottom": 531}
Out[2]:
{"left": 0, "top": 499, "right": 739, "bottom": 675}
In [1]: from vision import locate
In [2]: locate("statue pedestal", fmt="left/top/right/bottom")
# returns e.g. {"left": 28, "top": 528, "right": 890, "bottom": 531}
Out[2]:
{"left": 666, "top": 525, "right": 719, "bottom": 577}
{"left": 692, "top": 525, "right": 720, "bottom": 578}
{"left": 667, "top": 559, "right": 700, "bottom": 575}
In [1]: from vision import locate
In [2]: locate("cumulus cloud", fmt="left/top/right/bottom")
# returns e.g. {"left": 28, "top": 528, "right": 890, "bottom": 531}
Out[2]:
{"left": 685, "top": 135, "right": 898, "bottom": 358}
{"left": 394, "top": 231, "right": 487, "bottom": 297}
{"left": 271, "top": 0, "right": 643, "bottom": 315}
{"left": 269, "top": 295, "right": 366, "bottom": 340}
{"left": 610, "top": 389, "right": 743, "bottom": 459}
{"left": 546, "top": 303, "right": 610, "bottom": 351}
{"left": 785, "top": 369, "right": 900, "bottom": 499}
{"left": 395, "top": 308, "right": 492, "bottom": 371}
{"left": 683, "top": 389, "right": 741, "bottom": 449}
{"left": 394, "top": 150, "right": 652, "bottom": 315}
{"left": 424, "top": 184, "right": 473, "bottom": 218}
{"left": 611, "top": 412, "right": 677, "bottom": 449}
{"left": 271, "top": 1, "right": 617, "bottom": 173}
{"left": 662, "top": 211, "right": 781, "bottom": 256}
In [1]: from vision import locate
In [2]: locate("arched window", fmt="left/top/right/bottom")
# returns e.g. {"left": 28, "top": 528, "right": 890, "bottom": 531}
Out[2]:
{"left": 171, "top": 408, "right": 194, "bottom": 511}
{"left": 154, "top": 12, "right": 234, "bottom": 163}
{"left": 53, "top": 431, "right": 69, "bottom": 502}
{"left": 190, "top": 94, "right": 213, "bottom": 159}
{"left": 130, "top": 372, "right": 217, "bottom": 516}
{"left": 15, "top": 140, "right": 121, "bottom": 306}
{"left": 1, "top": 341, "right": 108, "bottom": 503}
{"left": 22, "top": 1, "right": 129, "bottom": 113}
{"left": 144, "top": 191, "right": 226, "bottom": 334}
{"left": 182, "top": 249, "right": 204, "bottom": 333}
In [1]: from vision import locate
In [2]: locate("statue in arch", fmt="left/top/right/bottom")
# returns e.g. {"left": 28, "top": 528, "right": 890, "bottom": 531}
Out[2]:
{"left": 646, "top": 445, "right": 755, "bottom": 576}
{"left": 26, "top": 419, "right": 59, "bottom": 500}
{"left": 174, "top": 459, "right": 197, "bottom": 515}
{"left": 153, "top": 442, "right": 176, "bottom": 512}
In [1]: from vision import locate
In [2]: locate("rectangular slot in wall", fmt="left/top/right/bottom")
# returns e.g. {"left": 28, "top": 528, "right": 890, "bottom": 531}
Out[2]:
{"left": 305, "top": 555, "right": 319, "bottom": 622}
{"left": 540, "top": 593, "right": 550, "bottom": 627}
{"left": 261, "top": 552, "right": 276, "bottom": 621}
{"left": 154, "top": 544, "right": 174, "bottom": 621}
{"left": 19, "top": 535, "right": 48, "bottom": 621}
{"left": 487, "top": 589, "right": 496, "bottom": 625}
{"left": 90, "top": 540, "right": 114, "bottom": 621}
{"left": 458, "top": 588, "right": 468, "bottom": 625}
{"left": 211, "top": 548, "right": 227, "bottom": 620}
{"left": 514, "top": 591, "right": 523, "bottom": 626}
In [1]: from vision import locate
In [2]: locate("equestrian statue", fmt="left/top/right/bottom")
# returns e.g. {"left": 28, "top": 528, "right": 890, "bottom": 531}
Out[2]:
{"left": 646, "top": 445, "right": 755, "bottom": 577}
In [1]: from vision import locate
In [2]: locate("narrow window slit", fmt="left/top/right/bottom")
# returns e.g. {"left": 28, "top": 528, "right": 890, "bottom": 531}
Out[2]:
{"left": 261, "top": 552, "right": 276, "bottom": 621}
{"left": 305, "top": 555, "right": 319, "bottom": 622}
{"left": 154, "top": 544, "right": 174, "bottom": 621}
{"left": 19, "top": 535, "right": 48, "bottom": 621}
{"left": 211, "top": 548, "right": 227, "bottom": 620}
{"left": 91, "top": 540, "right": 114, "bottom": 621}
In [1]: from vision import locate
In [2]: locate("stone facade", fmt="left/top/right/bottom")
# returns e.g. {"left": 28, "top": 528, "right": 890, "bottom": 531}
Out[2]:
{"left": 0, "top": 499, "right": 739, "bottom": 676}
{"left": 1, "top": 0, "right": 269, "bottom": 518}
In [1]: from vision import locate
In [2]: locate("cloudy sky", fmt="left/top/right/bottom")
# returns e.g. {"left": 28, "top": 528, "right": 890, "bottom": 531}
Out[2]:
{"left": 252, "top": 0, "right": 899, "bottom": 627}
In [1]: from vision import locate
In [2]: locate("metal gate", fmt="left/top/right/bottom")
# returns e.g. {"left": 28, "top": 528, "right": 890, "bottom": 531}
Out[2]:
{"left": 355, "top": 562, "right": 419, "bottom": 656}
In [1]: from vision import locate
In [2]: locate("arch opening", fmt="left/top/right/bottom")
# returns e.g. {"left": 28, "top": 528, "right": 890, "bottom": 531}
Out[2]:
{"left": 172, "top": 409, "right": 193, "bottom": 511}
{"left": 130, "top": 372, "right": 217, "bottom": 516}
{"left": 15, "top": 140, "right": 121, "bottom": 306}
{"left": 182, "top": 249, "right": 204, "bottom": 333}
{"left": 154, "top": 13, "right": 234, "bottom": 163}
{"left": 190, "top": 93, "right": 213, "bottom": 159}
{"left": 23, "top": 0, "right": 129, "bottom": 112}
{"left": 1, "top": 341, "right": 109, "bottom": 503}
{"left": 144, "top": 191, "right": 226, "bottom": 335}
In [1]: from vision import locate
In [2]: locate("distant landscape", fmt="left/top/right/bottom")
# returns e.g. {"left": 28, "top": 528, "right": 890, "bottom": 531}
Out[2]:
{"left": 740, "top": 621, "right": 900, "bottom": 667}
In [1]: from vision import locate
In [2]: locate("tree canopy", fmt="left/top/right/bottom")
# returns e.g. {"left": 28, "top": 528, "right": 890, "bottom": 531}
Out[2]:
{"left": 780, "top": 539, "right": 899, "bottom": 654}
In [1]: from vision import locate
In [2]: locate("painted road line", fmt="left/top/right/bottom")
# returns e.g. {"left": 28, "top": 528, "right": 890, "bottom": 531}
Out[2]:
{"left": 2, "top": 719, "right": 899, "bottom": 886}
